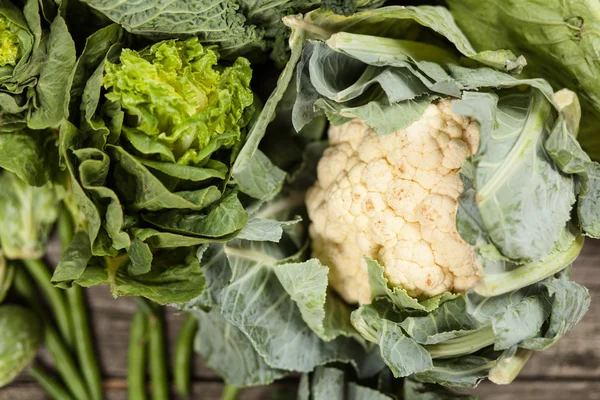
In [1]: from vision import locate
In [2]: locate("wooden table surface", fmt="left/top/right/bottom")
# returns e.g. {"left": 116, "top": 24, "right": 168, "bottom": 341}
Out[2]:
{"left": 2, "top": 241, "right": 600, "bottom": 400}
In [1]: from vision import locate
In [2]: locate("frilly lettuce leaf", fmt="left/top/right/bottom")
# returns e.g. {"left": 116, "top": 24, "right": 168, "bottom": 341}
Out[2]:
{"left": 102, "top": 38, "right": 253, "bottom": 164}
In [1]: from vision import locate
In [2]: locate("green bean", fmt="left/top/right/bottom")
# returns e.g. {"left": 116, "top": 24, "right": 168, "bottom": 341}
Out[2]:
{"left": 174, "top": 313, "right": 198, "bottom": 397}
{"left": 29, "top": 364, "right": 74, "bottom": 400}
{"left": 221, "top": 384, "right": 240, "bottom": 400}
{"left": 148, "top": 304, "right": 169, "bottom": 400}
{"left": 67, "top": 286, "right": 102, "bottom": 400}
{"left": 134, "top": 296, "right": 154, "bottom": 316}
{"left": 22, "top": 259, "right": 74, "bottom": 346}
{"left": 13, "top": 269, "right": 90, "bottom": 400}
{"left": 59, "top": 209, "right": 103, "bottom": 400}
{"left": 128, "top": 310, "right": 148, "bottom": 400}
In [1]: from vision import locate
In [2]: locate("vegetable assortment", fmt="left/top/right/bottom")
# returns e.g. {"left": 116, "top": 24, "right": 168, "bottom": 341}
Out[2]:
{"left": 0, "top": 0, "right": 599, "bottom": 399}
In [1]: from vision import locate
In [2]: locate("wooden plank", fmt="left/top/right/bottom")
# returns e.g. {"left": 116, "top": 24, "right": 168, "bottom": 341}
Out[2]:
{"left": 471, "top": 380, "right": 600, "bottom": 400}
{"left": 3, "top": 379, "right": 600, "bottom": 400}
{"left": 0, "top": 380, "right": 296, "bottom": 400}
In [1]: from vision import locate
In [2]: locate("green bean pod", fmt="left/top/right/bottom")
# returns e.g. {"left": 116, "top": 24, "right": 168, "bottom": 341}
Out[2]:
{"left": 128, "top": 310, "right": 148, "bottom": 400}
{"left": 21, "top": 259, "right": 74, "bottom": 346}
{"left": 30, "top": 365, "right": 75, "bottom": 400}
{"left": 174, "top": 313, "right": 198, "bottom": 397}
{"left": 67, "top": 286, "right": 102, "bottom": 400}
{"left": 148, "top": 307, "right": 169, "bottom": 400}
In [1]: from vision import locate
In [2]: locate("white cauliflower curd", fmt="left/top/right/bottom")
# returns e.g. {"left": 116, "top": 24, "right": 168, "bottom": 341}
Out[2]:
{"left": 306, "top": 100, "right": 482, "bottom": 304}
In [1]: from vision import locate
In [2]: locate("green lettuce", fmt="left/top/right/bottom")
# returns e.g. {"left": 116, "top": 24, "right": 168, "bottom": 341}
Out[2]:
{"left": 0, "top": 0, "right": 76, "bottom": 130}
{"left": 248, "top": 6, "right": 598, "bottom": 389}
{"left": 102, "top": 38, "right": 254, "bottom": 165}
{"left": 0, "top": 0, "right": 76, "bottom": 186}
{"left": 446, "top": 0, "right": 600, "bottom": 160}
{"left": 52, "top": 35, "right": 289, "bottom": 303}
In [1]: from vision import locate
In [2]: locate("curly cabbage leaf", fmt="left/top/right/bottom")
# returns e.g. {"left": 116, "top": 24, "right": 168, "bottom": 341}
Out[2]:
{"left": 78, "top": 0, "right": 386, "bottom": 65}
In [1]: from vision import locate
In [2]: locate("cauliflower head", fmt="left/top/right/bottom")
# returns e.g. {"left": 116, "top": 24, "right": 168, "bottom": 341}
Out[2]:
{"left": 306, "top": 100, "right": 482, "bottom": 304}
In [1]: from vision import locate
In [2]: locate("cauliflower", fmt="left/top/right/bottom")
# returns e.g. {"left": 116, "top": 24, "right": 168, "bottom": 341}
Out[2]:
{"left": 306, "top": 100, "right": 482, "bottom": 304}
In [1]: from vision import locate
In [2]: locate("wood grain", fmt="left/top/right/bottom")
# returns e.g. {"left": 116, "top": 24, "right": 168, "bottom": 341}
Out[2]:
{"left": 3, "top": 380, "right": 600, "bottom": 400}
{"left": 4, "top": 240, "right": 600, "bottom": 399}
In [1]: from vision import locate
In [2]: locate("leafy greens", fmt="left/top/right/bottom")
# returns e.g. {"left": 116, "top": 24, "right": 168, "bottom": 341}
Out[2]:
{"left": 246, "top": 5, "right": 599, "bottom": 389}
{"left": 52, "top": 34, "right": 287, "bottom": 303}
{"left": 0, "top": 0, "right": 76, "bottom": 186}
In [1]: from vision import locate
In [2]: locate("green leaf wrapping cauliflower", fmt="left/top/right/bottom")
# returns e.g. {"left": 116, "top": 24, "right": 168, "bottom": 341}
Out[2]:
{"left": 306, "top": 101, "right": 481, "bottom": 304}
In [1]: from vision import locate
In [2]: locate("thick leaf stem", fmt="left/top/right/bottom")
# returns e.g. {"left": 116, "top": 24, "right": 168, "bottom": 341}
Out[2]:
{"left": 489, "top": 347, "right": 533, "bottom": 384}
{"left": 475, "top": 234, "right": 584, "bottom": 296}
{"left": 425, "top": 326, "right": 495, "bottom": 359}
{"left": 221, "top": 383, "right": 240, "bottom": 400}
